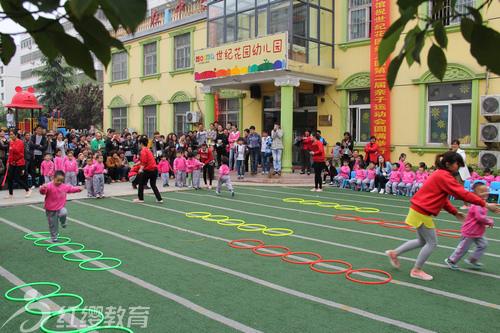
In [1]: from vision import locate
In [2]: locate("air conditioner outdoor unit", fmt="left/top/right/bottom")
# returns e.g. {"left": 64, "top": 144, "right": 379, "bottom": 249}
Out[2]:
{"left": 480, "top": 122, "right": 500, "bottom": 142}
{"left": 479, "top": 151, "right": 500, "bottom": 169}
{"left": 186, "top": 111, "right": 201, "bottom": 123}
{"left": 480, "top": 95, "right": 500, "bottom": 116}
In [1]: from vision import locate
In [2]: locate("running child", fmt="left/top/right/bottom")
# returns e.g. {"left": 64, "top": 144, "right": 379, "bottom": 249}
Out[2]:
{"left": 398, "top": 163, "right": 415, "bottom": 196}
{"left": 39, "top": 170, "right": 82, "bottom": 242}
{"left": 385, "top": 151, "right": 500, "bottom": 281}
{"left": 445, "top": 182, "right": 495, "bottom": 270}
{"left": 83, "top": 157, "right": 94, "bottom": 197}
{"left": 40, "top": 153, "right": 54, "bottom": 184}
{"left": 216, "top": 156, "right": 234, "bottom": 196}
{"left": 173, "top": 150, "right": 187, "bottom": 187}
{"left": 157, "top": 154, "right": 172, "bottom": 187}
{"left": 62, "top": 152, "right": 78, "bottom": 186}
{"left": 93, "top": 154, "right": 106, "bottom": 198}
{"left": 362, "top": 162, "right": 376, "bottom": 191}
{"left": 385, "top": 163, "right": 401, "bottom": 195}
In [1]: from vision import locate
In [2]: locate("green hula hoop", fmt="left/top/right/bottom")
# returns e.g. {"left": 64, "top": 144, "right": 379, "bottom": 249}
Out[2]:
{"left": 24, "top": 232, "right": 59, "bottom": 240}
{"left": 47, "top": 243, "right": 85, "bottom": 254}
{"left": 237, "top": 224, "right": 267, "bottom": 231}
{"left": 25, "top": 293, "right": 84, "bottom": 315}
{"left": 79, "top": 327, "right": 134, "bottom": 333}
{"left": 79, "top": 258, "right": 122, "bottom": 271}
{"left": 356, "top": 207, "right": 380, "bottom": 213}
{"left": 217, "top": 219, "right": 245, "bottom": 226}
{"left": 63, "top": 250, "right": 104, "bottom": 262}
{"left": 34, "top": 237, "right": 71, "bottom": 247}
{"left": 300, "top": 200, "right": 322, "bottom": 205}
{"left": 4, "top": 282, "right": 61, "bottom": 302}
{"left": 336, "top": 205, "right": 358, "bottom": 210}
{"left": 283, "top": 198, "right": 304, "bottom": 203}
{"left": 41, "top": 308, "right": 104, "bottom": 333}
{"left": 317, "top": 202, "right": 339, "bottom": 208}
{"left": 202, "top": 215, "right": 229, "bottom": 222}
{"left": 185, "top": 212, "right": 211, "bottom": 218}
{"left": 262, "top": 228, "right": 294, "bottom": 236}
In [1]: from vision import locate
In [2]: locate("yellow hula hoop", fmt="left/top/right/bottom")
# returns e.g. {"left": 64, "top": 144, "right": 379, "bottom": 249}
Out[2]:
{"left": 283, "top": 198, "right": 305, "bottom": 203}
{"left": 336, "top": 205, "right": 358, "bottom": 210}
{"left": 218, "top": 219, "right": 245, "bottom": 226}
{"left": 237, "top": 224, "right": 267, "bottom": 231}
{"left": 262, "top": 228, "right": 294, "bottom": 236}
{"left": 202, "top": 215, "right": 229, "bottom": 222}
{"left": 186, "top": 212, "right": 212, "bottom": 218}
{"left": 317, "top": 202, "right": 340, "bottom": 208}
{"left": 300, "top": 200, "right": 322, "bottom": 205}
{"left": 356, "top": 207, "right": 380, "bottom": 213}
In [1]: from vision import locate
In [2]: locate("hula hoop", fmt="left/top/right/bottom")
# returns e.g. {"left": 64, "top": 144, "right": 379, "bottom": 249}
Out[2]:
{"left": 333, "top": 215, "right": 360, "bottom": 221}
{"left": 310, "top": 260, "right": 353, "bottom": 274}
{"left": 228, "top": 239, "right": 264, "bottom": 249}
{"left": 300, "top": 200, "right": 322, "bottom": 205}
{"left": 282, "top": 252, "right": 322, "bottom": 264}
{"left": 253, "top": 245, "right": 291, "bottom": 257}
{"left": 237, "top": 224, "right": 267, "bottom": 232}
{"left": 41, "top": 308, "right": 104, "bottom": 333}
{"left": 317, "top": 202, "right": 339, "bottom": 208}
{"left": 63, "top": 250, "right": 104, "bottom": 262}
{"left": 336, "top": 205, "right": 358, "bottom": 210}
{"left": 79, "top": 258, "right": 122, "bottom": 271}
{"left": 357, "top": 217, "right": 385, "bottom": 225}
{"left": 25, "top": 293, "right": 84, "bottom": 315}
{"left": 261, "top": 228, "right": 294, "bottom": 236}
{"left": 218, "top": 219, "right": 245, "bottom": 226}
{"left": 436, "top": 229, "right": 462, "bottom": 238}
{"left": 202, "top": 215, "right": 229, "bottom": 222}
{"left": 24, "top": 232, "right": 59, "bottom": 240}
{"left": 185, "top": 212, "right": 211, "bottom": 218}
{"left": 380, "top": 221, "right": 408, "bottom": 229}
{"left": 283, "top": 198, "right": 305, "bottom": 203}
{"left": 47, "top": 243, "right": 85, "bottom": 254}
{"left": 356, "top": 207, "right": 380, "bottom": 213}
{"left": 345, "top": 269, "right": 392, "bottom": 284}
{"left": 5, "top": 282, "right": 61, "bottom": 302}
{"left": 79, "top": 327, "right": 133, "bottom": 333}
{"left": 34, "top": 237, "right": 71, "bottom": 247}
{"left": 406, "top": 226, "right": 418, "bottom": 233}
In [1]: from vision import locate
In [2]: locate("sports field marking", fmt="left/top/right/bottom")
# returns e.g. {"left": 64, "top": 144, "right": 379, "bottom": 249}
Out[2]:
{"left": 27, "top": 205, "right": 435, "bottom": 332}
{"left": 73, "top": 200, "right": 500, "bottom": 310}
{"left": 1, "top": 216, "right": 264, "bottom": 333}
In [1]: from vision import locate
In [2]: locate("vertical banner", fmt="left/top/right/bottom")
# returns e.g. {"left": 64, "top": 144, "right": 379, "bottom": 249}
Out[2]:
{"left": 370, "top": 0, "right": 391, "bottom": 161}
{"left": 214, "top": 93, "right": 219, "bottom": 122}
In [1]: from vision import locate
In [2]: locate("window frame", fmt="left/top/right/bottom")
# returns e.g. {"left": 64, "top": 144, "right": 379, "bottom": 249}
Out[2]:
{"left": 139, "top": 37, "right": 161, "bottom": 81}
{"left": 111, "top": 107, "right": 128, "bottom": 131}
{"left": 169, "top": 27, "right": 196, "bottom": 77}
{"left": 426, "top": 100, "right": 472, "bottom": 146}
{"left": 143, "top": 105, "right": 158, "bottom": 139}
{"left": 347, "top": 0, "right": 372, "bottom": 42}
{"left": 428, "top": 0, "right": 475, "bottom": 27}
{"left": 174, "top": 102, "right": 191, "bottom": 136}
{"left": 174, "top": 34, "right": 191, "bottom": 70}
{"left": 109, "top": 46, "right": 131, "bottom": 86}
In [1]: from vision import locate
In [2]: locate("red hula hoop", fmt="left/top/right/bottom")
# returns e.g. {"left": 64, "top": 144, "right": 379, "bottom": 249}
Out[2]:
{"left": 282, "top": 252, "right": 322, "bottom": 264}
{"left": 253, "top": 245, "right": 291, "bottom": 257}
{"left": 436, "top": 229, "right": 462, "bottom": 238}
{"left": 356, "top": 217, "right": 385, "bottom": 225}
{"left": 229, "top": 239, "right": 264, "bottom": 249}
{"left": 406, "top": 225, "right": 418, "bottom": 232}
{"left": 380, "top": 221, "right": 409, "bottom": 228}
{"left": 334, "top": 215, "right": 360, "bottom": 221}
{"left": 310, "top": 260, "right": 353, "bottom": 274}
{"left": 345, "top": 269, "right": 392, "bottom": 284}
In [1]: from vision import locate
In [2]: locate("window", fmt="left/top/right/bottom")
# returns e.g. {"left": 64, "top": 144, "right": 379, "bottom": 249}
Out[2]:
{"left": 21, "top": 38, "right": 32, "bottom": 49}
{"left": 218, "top": 99, "right": 239, "bottom": 129}
{"left": 175, "top": 102, "right": 191, "bottom": 135}
{"left": 427, "top": 82, "right": 472, "bottom": 145}
{"left": 111, "top": 108, "right": 127, "bottom": 131}
{"left": 0, "top": 66, "right": 3, "bottom": 74}
{"left": 175, "top": 34, "right": 191, "bottom": 70}
{"left": 348, "top": 0, "right": 371, "bottom": 41}
{"left": 429, "top": 0, "right": 475, "bottom": 26}
{"left": 144, "top": 42, "right": 157, "bottom": 75}
{"left": 348, "top": 90, "right": 371, "bottom": 143}
{"left": 143, "top": 105, "right": 157, "bottom": 139}
{"left": 1, "top": 93, "right": 4, "bottom": 101}
{"left": 112, "top": 51, "right": 127, "bottom": 81}
{"left": 0, "top": 80, "right": 3, "bottom": 87}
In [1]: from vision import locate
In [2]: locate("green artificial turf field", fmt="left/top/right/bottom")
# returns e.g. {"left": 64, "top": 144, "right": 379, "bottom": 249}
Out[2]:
{"left": 1, "top": 185, "right": 500, "bottom": 332}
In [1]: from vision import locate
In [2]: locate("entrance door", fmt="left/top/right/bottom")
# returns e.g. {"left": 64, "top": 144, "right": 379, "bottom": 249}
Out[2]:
{"left": 292, "top": 109, "right": 317, "bottom": 164}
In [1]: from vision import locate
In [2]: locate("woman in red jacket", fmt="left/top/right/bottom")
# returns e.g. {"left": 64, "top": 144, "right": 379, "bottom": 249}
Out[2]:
{"left": 364, "top": 136, "right": 379, "bottom": 164}
{"left": 309, "top": 132, "right": 325, "bottom": 192}
{"left": 5, "top": 129, "right": 31, "bottom": 198}
{"left": 300, "top": 129, "right": 312, "bottom": 175}
{"left": 385, "top": 151, "right": 500, "bottom": 281}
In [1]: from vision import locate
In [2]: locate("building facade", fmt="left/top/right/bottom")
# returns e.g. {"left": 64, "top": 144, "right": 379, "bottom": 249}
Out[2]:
{"left": 0, "top": 51, "right": 21, "bottom": 105}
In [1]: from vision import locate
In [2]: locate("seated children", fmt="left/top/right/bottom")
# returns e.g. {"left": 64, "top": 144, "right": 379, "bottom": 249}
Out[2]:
{"left": 398, "top": 163, "right": 415, "bottom": 196}
{"left": 333, "top": 159, "right": 351, "bottom": 187}
{"left": 349, "top": 160, "right": 366, "bottom": 191}
{"left": 412, "top": 165, "right": 428, "bottom": 195}
{"left": 362, "top": 161, "right": 376, "bottom": 191}
{"left": 385, "top": 163, "right": 401, "bottom": 195}
{"left": 323, "top": 160, "right": 337, "bottom": 185}
{"left": 482, "top": 168, "right": 494, "bottom": 190}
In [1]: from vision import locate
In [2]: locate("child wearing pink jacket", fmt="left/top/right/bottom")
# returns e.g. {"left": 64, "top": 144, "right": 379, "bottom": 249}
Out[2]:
{"left": 192, "top": 154, "right": 204, "bottom": 189}
{"left": 41, "top": 153, "right": 54, "bottom": 184}
{"left": 83, "top": 157, "right": 95, "bottom": 197}
{"left": 39, "top": 170, "right": 82, "bottom": 242}
{"left": 157, "top": 155, "right": 172, "bottom": 187}
{"left": 481, "top": 168, "right": 494, "bottom": 190}
{"left": 54, "top": 149, "right": 64, "bottom": 171}
{"left": 412, "top": 166, "right": 429, "bottom": 195}
{"left": 216, "top": 156, "right": 234, "bottom": 196}
{"left": 349, "top": 168, "right": 366, "bottom": 191}
{"left": 173, "top": 151, "right": 187, "bottom": 187}
{"left": 333, "top": 160, "right": 350, "bottom": 187}
{"left": 385, "top": 163, "right": 401, "bottom": 195}
{"left": 62, "top": 153, "right": 78, "bottom": 186}
{"left": 398, "top": 163, "right": 415, "bottom": 196}
{"left": 362, "top": 162, "right": 376, "bottom": 191}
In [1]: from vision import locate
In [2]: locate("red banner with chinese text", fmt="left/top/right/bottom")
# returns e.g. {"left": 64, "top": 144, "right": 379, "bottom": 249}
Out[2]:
{"left": 214, "top": 93, "right": 219, "bottom": 122}
{"left": 370, "top": 0, "right": 391, "bottom": 161}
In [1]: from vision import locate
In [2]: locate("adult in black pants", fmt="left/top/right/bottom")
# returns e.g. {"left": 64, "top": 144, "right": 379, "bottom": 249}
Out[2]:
{"left": 134, "top": 138, "right": 162, "bottom": 203}
{"left": 371, "top": 154, "right": 392, "bottom": 194}
{"left": 215, "top": 125, "right": 228, "bottom": 167}
{"left": 341, "top": 132, "right": 354, "bottom": 161}
{"left": 5, "top": 129, "right": 31, "bottom": 198}
{"left": 309, "top": 132, "right": 326, "bottom": 192}
{"left": 199, "top": 143, "right": 215, "bottom": 189}
{"left": 29, "top": 124, "right": 48, "bottom": 187}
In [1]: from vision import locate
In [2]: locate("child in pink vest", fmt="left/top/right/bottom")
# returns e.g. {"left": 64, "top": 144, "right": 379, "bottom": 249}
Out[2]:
{"left": 349, "top": 164, "right": 366, "bottom": 191}
{"left": 41, "top": 153, "right": 54, "bottom": 184}
{"left": 385, "top": 163, "right": 401, "bottom": 195}
{"left": 333, "top": 160, "right": 350, "bottom": 187}
{"left": 173, "top": 150, "right": 187, "bottom": 187}
{"left": 362, "top": 161, "right": 376, "bottom": 191}
{"left": 157, "top": 154, "right": 172, "bottom": 187}
{"left": 398, "top": 163, "right": 415, "bottom": 196}
{"left": 412, "top": 166, "right": 429, "bottom": 195}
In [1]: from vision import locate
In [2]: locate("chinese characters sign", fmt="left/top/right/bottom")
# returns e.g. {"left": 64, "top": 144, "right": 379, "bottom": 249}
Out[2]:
{"left": 370, "top": 0, "right": 391, "bottom": 160}
{"left": 195, "top": 33, "right": 288, "bottom": 81}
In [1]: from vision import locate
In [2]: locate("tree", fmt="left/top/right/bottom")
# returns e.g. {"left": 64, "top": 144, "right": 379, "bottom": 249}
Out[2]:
{"left": 32, "top": 55, "right": 75, "bottom": 109}
{"left": 59, "top": 83, "right": 103, "bottom": 129}
{"left": 0, "top": 0, "right": 147, "bottom": 79}
{"left": 379, "top": 0, "right": 500, "bottom": 89}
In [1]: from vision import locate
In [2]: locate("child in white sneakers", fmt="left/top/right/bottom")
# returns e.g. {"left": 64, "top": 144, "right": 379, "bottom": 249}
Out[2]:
{"left": 216, "top": 156, "right": 234, "bottom": 196}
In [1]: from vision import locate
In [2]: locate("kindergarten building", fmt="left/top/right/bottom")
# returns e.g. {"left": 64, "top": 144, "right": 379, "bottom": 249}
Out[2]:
{"left": 103, "top": 0, "right": 500, "bottom": 172}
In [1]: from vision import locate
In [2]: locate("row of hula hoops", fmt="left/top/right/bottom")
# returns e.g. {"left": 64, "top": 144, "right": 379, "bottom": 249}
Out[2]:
{"left": 185, "top": 212, "right": 294, "bottom": 236}
{"left": 24, "top": 232, "right": 122, "bottom": 270}
{"left": 5, "top": 282, "right": 133, "bottom": 332}
{"left": 283, "top": 198, "right": 380, "bottom": 213}
{"left": 229, "top": 239, "right": 392, "bottom": 284}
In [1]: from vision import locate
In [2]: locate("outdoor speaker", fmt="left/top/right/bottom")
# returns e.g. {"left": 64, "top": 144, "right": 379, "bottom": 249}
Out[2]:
{"left": 250, "top": 86, "right": 261, "bottom": 99}
{"left": 313, "top": 84, "right": 325, "bottom": 95}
